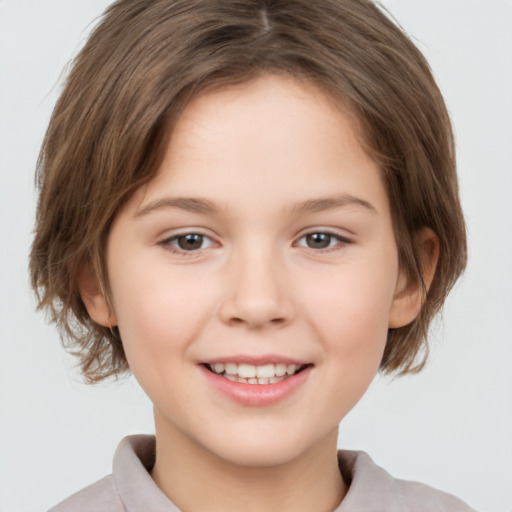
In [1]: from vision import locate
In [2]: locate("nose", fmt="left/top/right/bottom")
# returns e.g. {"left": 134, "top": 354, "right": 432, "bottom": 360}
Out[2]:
{"left": 218, "top": 247, "right": 294, "bottom": 329}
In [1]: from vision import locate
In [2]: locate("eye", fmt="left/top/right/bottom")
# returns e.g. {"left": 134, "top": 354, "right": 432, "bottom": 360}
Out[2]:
{"left": 296, "top": 232, "right": 350, "bottom": 250}
{"left": 160, "top": 233, "right": 215, "bottom": 253}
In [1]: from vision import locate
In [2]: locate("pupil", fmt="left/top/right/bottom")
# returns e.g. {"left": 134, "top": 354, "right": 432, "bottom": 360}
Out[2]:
{"left": 178, "top": 234, "right": 203, "bottom": 250}
{"left": 307, "top": 233, "right": 330, "bottom": 249}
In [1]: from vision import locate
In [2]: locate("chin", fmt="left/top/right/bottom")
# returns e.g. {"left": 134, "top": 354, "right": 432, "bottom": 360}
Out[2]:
{"left": 204, "top": 425, "right": 335, "bottom": 469}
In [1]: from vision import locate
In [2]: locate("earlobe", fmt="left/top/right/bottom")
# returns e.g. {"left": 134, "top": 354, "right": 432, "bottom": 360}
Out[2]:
{"left": 388, "top": 228, "right": 440, "bottom": 328}
{"left": 76, "top": 264, "right": 117, "bottom": 327}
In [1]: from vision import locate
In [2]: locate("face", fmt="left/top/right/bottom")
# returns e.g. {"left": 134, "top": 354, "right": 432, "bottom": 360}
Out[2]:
{"left": 88, "top": 75, "right": 418, "bottom": 467}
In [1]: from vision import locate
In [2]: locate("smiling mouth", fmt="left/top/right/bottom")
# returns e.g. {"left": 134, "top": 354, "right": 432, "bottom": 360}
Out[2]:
{"left": 205, "top": 362, "right": 309, "bottom": 385}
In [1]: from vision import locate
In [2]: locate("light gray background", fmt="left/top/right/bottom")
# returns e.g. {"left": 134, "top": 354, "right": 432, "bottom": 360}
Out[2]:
{"left": 1, "top": 1, "right": 511, "bottom": 511}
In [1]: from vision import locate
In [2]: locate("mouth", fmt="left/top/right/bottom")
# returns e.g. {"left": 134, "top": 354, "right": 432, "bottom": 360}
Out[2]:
{"left": 204, "top": 362, "right": 310, "bottom": 385}
{"left": 200, "top": 358, "right": 313, "bottom": 406}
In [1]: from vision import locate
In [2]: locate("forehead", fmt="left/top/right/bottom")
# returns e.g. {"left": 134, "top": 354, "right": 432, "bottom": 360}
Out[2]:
{"left": 171, "top": 75, "right": 365, "bottom": 167}
{"left": 129, "top": 74, "right": 389, "bottom": 218}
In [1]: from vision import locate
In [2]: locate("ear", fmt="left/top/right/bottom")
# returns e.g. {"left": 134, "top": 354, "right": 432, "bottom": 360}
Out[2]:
{"left": 76, "top": 264, "right": 117, "bottom": 327}
{"left": 388, "top": 228, "right": 439, "bottom": 328}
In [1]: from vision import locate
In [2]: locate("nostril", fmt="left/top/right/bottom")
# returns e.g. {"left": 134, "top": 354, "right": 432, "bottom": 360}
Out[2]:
{"left": 219, "top": 293, "right": 292, "bottom": 328}
{"left": 228, "top": 316, "right": 286, "bottom": 327}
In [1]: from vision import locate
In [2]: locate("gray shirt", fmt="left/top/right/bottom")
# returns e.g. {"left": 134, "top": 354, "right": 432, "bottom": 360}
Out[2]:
{"left": 49, "top": 435, "right": 476, "bottom": 511}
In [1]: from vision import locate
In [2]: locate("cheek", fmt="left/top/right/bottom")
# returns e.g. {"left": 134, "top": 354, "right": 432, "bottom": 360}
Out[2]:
{"left": 301, "top": 267, "right": 395, "bottom": 419}
{"left": 298, "top": 253, "right": 398, "bottom": 364}
{"left": 108, "top": 258, "right": 216, "bottom": 370}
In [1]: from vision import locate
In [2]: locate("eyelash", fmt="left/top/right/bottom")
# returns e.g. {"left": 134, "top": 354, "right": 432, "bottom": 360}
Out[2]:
{"left": 158, "top": 232, "right": 216, "bottom": 256}
{"left": 158, "top": 230, "right": 352, "bottom": 255}
{"left": 295, "top": 231, "right": 352, "bottom": 252}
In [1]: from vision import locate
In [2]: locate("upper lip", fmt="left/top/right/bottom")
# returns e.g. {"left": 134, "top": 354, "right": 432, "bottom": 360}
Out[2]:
{"left": 199, "top": 354, "right": 311, "bottom": 366}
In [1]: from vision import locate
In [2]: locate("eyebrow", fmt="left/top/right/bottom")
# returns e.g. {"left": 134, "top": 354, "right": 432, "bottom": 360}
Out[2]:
{"left": 135, "top": 197, "right": 219, "bottom": 217}
{"left": 292, "top": 195, "right": 377, "bottom": 215}
{"left": 134, "top": 194, "right": 377, "bottom": 217}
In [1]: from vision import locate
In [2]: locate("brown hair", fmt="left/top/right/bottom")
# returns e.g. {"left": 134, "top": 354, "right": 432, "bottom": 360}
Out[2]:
{"left": 30, "top": 0, "right": 467, "bottom": 382}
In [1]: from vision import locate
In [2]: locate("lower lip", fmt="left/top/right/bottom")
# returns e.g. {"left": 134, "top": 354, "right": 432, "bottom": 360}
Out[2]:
{"left": 200, "top": 366, "right": 312, "bottom": 406}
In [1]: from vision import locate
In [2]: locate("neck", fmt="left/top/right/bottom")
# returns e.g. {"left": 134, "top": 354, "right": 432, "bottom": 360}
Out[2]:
{"left": 151, "top": 413, "right": 346, "bottom": 512}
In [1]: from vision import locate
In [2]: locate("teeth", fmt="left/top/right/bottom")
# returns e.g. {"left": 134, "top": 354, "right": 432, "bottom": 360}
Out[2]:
{"left": 238, "top": 364, "right": 256, "bottom": 379}
{"left": 286, "top": 364, "right": 297, "bottom": 375}
{"left": 275, "top": 364, "right": 287, "bottom": 377}
{"left": 225, "top": 363, "right": 238, "bottom": 375}
{"left": 213, "top": 363, "right": 225, "bottom": 374}
{"left": 256, "top": 364, "right": 275, "bottom": 379}
{"left": 209, "top": 362, "right": 304, "bottom": 384}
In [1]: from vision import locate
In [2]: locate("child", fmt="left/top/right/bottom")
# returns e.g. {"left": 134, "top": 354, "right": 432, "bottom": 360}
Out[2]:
{"left": 30, "top": 0, "right": 476, "bottom": 510}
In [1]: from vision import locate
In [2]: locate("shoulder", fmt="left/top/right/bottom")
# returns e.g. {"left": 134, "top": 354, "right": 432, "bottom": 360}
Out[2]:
{"left": 337, "top": 450, "right": 477, "bottom": 512}
{"left": 389, "top": 474, "right": 477, "bottom": 512}
{"left": 48, "top": 475, "right": 124, "bottom": 512}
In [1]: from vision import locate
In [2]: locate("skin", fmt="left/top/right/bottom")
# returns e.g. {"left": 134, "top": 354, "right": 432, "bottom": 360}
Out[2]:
{"left": 81, "top": 75, "right": 438, "bottom": 512}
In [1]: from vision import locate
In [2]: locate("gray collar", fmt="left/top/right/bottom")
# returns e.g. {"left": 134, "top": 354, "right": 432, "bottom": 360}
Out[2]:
{"left": 112, "top": 434, "right": 474, "bottom": 512}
